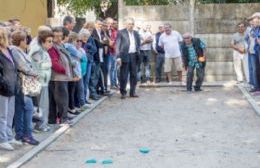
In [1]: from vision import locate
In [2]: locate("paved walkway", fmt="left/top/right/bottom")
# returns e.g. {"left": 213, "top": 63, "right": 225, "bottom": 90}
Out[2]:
{"left": 21, "top": 86, "right": 260, "bottom": 168}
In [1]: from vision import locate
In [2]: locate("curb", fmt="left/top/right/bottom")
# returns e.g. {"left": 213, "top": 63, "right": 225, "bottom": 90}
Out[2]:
{"left": 7, "top": 95, "right": 110, "bottom": 168}
{"left": 237, "top": 85, "right": 260, "bottom": 116}
{"left": 139, "top": 81, "right": 235, "bottom": 88}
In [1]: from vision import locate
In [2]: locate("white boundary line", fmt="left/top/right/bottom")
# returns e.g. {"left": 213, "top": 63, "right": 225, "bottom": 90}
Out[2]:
{"left": 7, "top": 95, "right": 109, "bottom": 168}
{"left": 237, "top": 85, "right": 260, "bottom": 116}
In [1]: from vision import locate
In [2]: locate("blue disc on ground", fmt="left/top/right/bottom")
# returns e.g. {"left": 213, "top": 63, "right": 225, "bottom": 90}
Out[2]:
{"left": 85, "top": 159, "right": 97, "bottom": 164}
{"left": 139, "top": 147, "right": 150, "bottom": 154}
{"left": 102, "top": 159, "right": 113, "bottom": 164}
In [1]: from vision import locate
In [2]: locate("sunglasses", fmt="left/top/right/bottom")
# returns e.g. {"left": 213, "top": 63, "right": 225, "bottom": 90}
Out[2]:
{"left": 77, "top": 40, "right": 83, "bottom": 43}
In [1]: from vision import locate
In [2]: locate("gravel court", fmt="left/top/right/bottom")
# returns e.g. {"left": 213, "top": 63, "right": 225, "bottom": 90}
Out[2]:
{"left": 22, "top": 87, "right": 260, "bottom": 168}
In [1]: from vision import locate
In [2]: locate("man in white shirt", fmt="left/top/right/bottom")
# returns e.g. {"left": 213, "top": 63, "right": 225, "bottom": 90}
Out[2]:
{"left": 116, "top": 18, "right": 141, "bottom": 99}
{"left": 139, "top": 25, "right": 153, "bottom": 83}
{"left": 159, "top": 23, "right": 183, "bottom": 83}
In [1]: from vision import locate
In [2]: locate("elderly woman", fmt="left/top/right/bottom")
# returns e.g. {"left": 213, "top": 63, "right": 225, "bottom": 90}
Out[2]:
{"left": 0, "top": 28, "right": 18, "bottom": 151}
{"left": 64, "top": 32, "right": 83, "bottom": 113}
{"left": 11, "top": 30, "right": 40, "bottom": 145}
{"left": 29, "top": 26, "right": 53, "bottom": 132}
{"left": 79, "top": 29, "right": 93, "bottom": 105}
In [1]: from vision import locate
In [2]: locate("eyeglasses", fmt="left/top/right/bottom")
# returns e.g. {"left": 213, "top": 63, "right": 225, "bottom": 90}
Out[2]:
{"left": 77, "top": 40, "right": 83, "bottom": 43}
{"left": 46, "top": 40, "right": 53, "bottom": 43}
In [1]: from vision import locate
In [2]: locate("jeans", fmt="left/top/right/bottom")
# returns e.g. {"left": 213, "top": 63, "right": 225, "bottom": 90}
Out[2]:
{"left": 89, "top": 62, "right": 100, "bottom": 97}
{"left": 48, "top": 81, "right": 69, "bottom": 124}
{"left": 75, "top": 79, "right": 85, "bottom": 107}
{"left": 248, "top": 54, "right": 259, "bottom": 89}
{"left": 83, "top": 62, "right": 92, "bottom": 102}
{"left": 109, "top": 55, "right": 118, "bottom": 87}
{"left": 155, "top": 53, "right": 165, "bottom": 81}
{"left": 186, "top": 66, "right": 205, "bottom": 91}
{"left": 14, "top": 92, "right": 34, "bottom": 139}
{"left": 140, "top": 50, "right": 152, "bottom": 82}
{"left": 0, "top": 95, "right": 15, "bottom": 143}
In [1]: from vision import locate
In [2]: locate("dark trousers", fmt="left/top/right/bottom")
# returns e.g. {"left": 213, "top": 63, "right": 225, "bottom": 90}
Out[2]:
{"left": 186, "top": 66, "right": 205, "bottom": 91}
{"left": 74, "top": 79, "right": 85, "bottom": 107}
{"left": 68, "top": 81, "right": 76, "bottom": 110}
{"left": 155, "top": 53, "right": 165, "bottom": 81}
{"left": 49, "top": 81, "right": 69, "bottom": 123}
{"left": 120, "top": 53, "right": 138, "bottom": 96}
{"left": 97, "top": 65, "right": 105, "bottom": 94}
{"left": 89, "top": 62, "right": 100, "bottom": 97}
{"left": 100, "top": 55, "right": 109, "bottom": 91}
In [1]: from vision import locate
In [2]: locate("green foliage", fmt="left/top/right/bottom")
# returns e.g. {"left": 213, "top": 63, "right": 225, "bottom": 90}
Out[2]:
{"left": 200, "top": 0, "right": 260, "bottom": 3}
{"left": 57, "top": 0, "right": 260, "bottom": 18}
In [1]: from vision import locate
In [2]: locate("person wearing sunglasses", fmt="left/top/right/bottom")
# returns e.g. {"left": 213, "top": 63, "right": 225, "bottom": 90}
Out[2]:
{"left": 29, "top": 26, "right": 53, "bottom": 132}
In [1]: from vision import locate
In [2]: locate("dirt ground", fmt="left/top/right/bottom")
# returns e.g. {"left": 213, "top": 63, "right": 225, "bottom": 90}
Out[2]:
{"left": 21, "top": 87, "right": 260, "bottom": 168}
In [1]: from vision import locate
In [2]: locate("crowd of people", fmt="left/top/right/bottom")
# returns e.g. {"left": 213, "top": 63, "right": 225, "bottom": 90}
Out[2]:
{"left": 0, "top": 11, "right": 259, "bottom": 152}
{"left": 231, "top": 12, "right": 260, "bottom": 93}
{"left": 0, "top": 16, "right": 120, "bottom": 151}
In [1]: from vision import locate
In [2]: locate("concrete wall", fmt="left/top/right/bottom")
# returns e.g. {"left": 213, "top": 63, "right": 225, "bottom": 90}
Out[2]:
{"left": 119, "top": 2, "right": 260, "bottom": 81}
{"left": 0, "top": 0, "right": 48, "bottom": 36}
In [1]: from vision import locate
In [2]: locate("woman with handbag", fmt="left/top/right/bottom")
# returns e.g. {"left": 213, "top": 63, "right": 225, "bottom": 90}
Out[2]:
{"left": 11, "top": 30, "right": 40, "bottom": 145}
{"left": 0, "top": 28, "right": 19, "bottom": 151}
{"left": 29, "top": 26, "right": 53, "bottom": 132}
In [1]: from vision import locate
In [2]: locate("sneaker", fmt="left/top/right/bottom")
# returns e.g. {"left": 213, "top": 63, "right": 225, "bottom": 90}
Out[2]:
{"left": 22, "top": 137, "right": 39, "bottom": 146}
{"left": 34, "top": 126, "right": 50, "bottom": 133}
{"left": 61, "top": 118, "right": 73, "bottom": 125}
{"left": 85, "top": 101, "right": 92, "bottom": 105}
{"left": 0, "top": 142, "right": 14, "bottom": 151}
{"left": 9, "top": 139, "right": 23, "bottom": 146}
{"left": 110, "top": 86, "right": 117, "bottom": 90}
{"left": 68, "top": 109, "right": 80, "bottom": 115}
{"left": 67, "top": 113, "right": 76, "bottom": 119}
{"left": 79, "top": 104, "right": 91, "bottom": 112}
{"left": 249, "top": 88, "right": 257, "bottom": 93}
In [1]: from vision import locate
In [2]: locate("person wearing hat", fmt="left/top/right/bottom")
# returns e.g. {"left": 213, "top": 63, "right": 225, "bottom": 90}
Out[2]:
{"left": 246, "top": 13, "right": 260, "bottom": 92}
{"left": 180, "top": 33, "right": 206, "bottom": 92}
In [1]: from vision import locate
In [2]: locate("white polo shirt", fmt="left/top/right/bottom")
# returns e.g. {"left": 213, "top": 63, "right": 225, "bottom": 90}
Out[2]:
{"left": 158, "top": 31, "right": 183, "bottom": 58}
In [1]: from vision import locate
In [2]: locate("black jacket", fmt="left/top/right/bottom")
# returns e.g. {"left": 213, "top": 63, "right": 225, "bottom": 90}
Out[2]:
{"left": 116, "top": 29, "right": 141, "bottom": 63}
{"left": 0, "top": 48, "right": 18, "bottom": 97}
{"left": 155, "top": 32, "right": 165, "bottom": 54}
{"left": 181, "top": 38, "right": 206, "bottom": 68}
{"left": 92, "top": 28, "right": 105, "bottom": 63}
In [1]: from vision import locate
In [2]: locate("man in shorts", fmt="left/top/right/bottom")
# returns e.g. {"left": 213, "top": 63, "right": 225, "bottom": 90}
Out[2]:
{"left": 158, "top": 23, "right": 183, "bottom": 84}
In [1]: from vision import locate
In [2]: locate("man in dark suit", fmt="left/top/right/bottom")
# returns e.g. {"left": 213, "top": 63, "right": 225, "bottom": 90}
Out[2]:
{"left": 116, "top": 18, "right": 141, "bottom": 99}
{"left": 90, "top": 19, "right": 106, "bottom": 99}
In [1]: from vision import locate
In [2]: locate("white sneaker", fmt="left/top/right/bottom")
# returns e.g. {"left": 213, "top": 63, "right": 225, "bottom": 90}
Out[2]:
{"left": 0, "top": 142, "right": 14, "bottom": 151}
{"left": 9, "top": 139, "right": 23, "bottom": 145}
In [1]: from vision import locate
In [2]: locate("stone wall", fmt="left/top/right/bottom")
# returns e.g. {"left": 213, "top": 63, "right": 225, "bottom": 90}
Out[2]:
{"left": 119, "top": 2, "right": 260, "bottom": 81}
